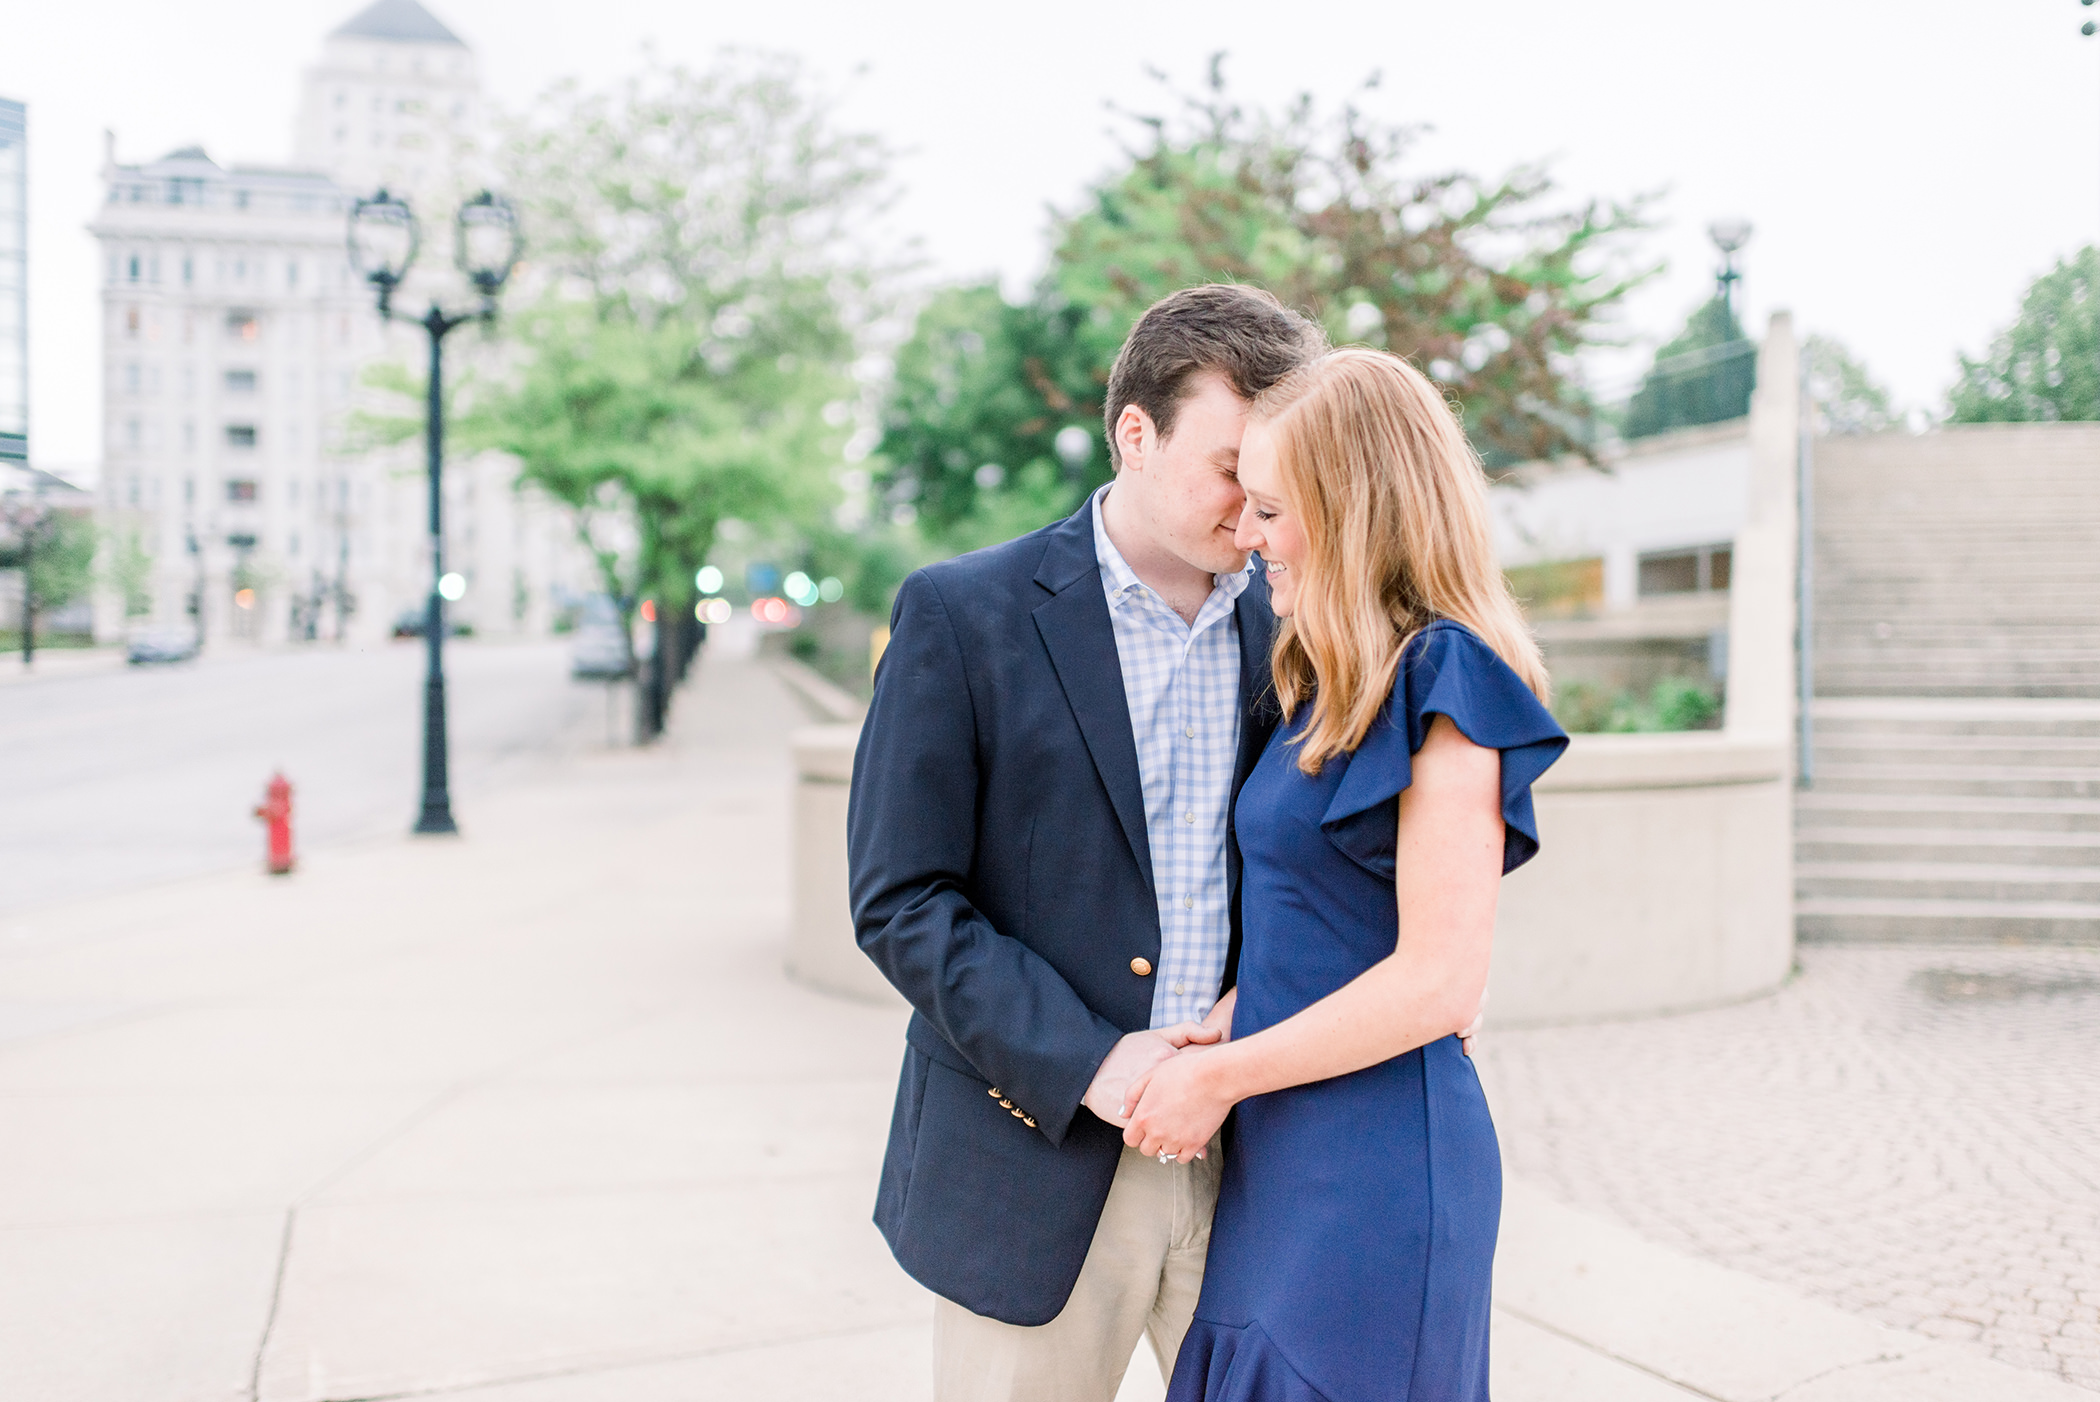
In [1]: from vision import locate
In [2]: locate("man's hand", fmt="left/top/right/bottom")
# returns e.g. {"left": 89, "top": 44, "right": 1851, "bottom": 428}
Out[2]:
{"left": 1082, "top": 1023, "right": 1221, "bottom": 1128}
{"left": 1459, "top": 990, "right": 1489, "bottom": 1057}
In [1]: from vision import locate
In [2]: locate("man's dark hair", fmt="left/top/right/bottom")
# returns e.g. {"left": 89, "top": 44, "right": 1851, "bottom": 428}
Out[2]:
{"left": 1103, "top": 283, "right": 1327, "bottom": 469}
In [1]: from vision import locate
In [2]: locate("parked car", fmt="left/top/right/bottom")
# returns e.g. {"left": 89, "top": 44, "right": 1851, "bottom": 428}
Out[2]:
{"left": 391, "top": 606, "right": 471, "bottom": 639}
{"left": 570, "top": 594, "right": 635, "bottom": 680}
{"left": 126, "top": 627, "right": 200, "bottom": 665}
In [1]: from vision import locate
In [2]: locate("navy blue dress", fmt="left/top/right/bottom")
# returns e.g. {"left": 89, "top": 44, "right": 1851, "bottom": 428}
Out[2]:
{"left": 1169, "top": 622, "right": 1568, "bottom": 1402}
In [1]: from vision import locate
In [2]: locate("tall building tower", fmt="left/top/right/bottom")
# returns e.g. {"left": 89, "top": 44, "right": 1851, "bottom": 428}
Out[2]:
{"left": 294, "top": 0, "right": 484, "bottom": 204}
{"left": 89, "top": 146, "right": 379, "bottom": 644}
{"left": 89, "top": 1, "right": 582, "bottom": 649}
{"left": 1, "top": 97, "right": 26, "bottom": 465}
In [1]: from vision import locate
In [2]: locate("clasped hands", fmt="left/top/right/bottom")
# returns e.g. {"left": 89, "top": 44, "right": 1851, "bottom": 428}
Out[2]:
{"left": 1082, "top": 1000, "right": 1487, "bottom": 1167}
{"left": 1081, "top": 1021, "right": 1230, "bottom": 1166}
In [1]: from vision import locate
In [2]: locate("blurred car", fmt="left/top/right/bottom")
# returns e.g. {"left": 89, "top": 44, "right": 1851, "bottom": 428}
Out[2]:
{"left": 391, "top": 606, "right": 471, "bottom": 639}
{"left": 570, "top": 594, "right": 635, "bottom": 680}
{"left": 126, "top": 627, "right": 200, "bottom": 665}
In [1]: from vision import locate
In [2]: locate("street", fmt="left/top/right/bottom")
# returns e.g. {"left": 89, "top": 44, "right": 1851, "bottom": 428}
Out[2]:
{"left": 0, "top": 639, "right": 621, "bottom": 919}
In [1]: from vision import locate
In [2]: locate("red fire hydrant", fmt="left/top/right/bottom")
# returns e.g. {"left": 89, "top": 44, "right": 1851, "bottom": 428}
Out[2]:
{"left": 253, "top": 772, "right": 295, "bottom": 876}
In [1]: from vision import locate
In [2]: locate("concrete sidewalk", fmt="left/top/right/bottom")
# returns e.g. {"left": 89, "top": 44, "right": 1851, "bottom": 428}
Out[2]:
{"left": 0, "top": 652, "right": 2081, "bottom": 1401}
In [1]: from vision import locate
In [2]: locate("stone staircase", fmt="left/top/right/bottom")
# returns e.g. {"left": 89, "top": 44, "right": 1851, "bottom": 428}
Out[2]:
{"left": 1797, "top": 425, "right": 2100, "bottom": 942}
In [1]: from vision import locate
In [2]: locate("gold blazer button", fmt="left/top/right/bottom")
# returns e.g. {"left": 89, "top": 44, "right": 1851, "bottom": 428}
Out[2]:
{"left": 1130, "top": 957, "right": 1153, "bottom": 977}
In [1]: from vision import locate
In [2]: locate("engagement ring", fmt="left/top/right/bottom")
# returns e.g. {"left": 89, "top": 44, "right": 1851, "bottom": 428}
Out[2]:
{"left": 1158, "top": 1150, "right": 1173, "bottom": 1164}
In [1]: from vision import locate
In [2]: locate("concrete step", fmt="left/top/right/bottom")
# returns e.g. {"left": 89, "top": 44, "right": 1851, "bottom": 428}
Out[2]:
{"left": 1808, "top": 762, "right": 2100, "bottom": 799}
{"left": 1816, "top": 739, "right": 2100, "bottom": 767}
{"left": 1794, "top": 791, "right": 2100, "bottom": 833}
{"left": 1815, "top": 676, "right": 2100, "bottom": 701}
{"left": 1796, "top": 860, "right": 2100, "bottom": 903}
{"left": 1795, "top": 826, "right": 2100, "bottom": 867}
{"left": 1796, "top": 896, "right": 2100, "bottom": 944}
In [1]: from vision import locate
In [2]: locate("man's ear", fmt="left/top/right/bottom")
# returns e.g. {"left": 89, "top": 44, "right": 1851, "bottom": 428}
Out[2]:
{"left": 1114, "top": 403, "right": 1154, "bottom": 474}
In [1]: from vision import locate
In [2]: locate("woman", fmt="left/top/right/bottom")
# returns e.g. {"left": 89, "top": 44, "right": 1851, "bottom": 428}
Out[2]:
{"left": 1120, "top": 348, "right": 1568, "bottom": 1401}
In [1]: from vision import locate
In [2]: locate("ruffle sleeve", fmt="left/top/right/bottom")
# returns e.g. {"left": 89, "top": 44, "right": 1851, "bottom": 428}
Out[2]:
{"left": 1320, "top": 620, "right": 1569, "bottom": 878}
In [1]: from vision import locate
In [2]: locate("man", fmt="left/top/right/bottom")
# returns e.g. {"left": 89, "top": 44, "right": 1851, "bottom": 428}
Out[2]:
{"left": 849, "top": 283, "right": 1327, "bottom": 1401}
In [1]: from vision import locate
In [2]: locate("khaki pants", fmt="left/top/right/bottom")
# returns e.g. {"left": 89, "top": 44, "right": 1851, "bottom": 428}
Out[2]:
{"left": 933, "top": 1137, "right": 1223, "bottom": 1402}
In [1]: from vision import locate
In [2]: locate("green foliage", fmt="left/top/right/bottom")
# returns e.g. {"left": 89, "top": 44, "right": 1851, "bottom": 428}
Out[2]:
{"left": 877, "top": 284, "right": 1102, "bottom": 540}
{"left": 879, "top": 63, "right": 1652, "bottom": 548}
{"left": 1553, "top": 675, "right": 1721, "bottom": 733}
{"left": 0, "top": 510, "right": 98, "bottom": 615}
{"left": 1621, "top": 297, "right": 1755, "bottom": 439}
{"left": 1804, "top": 334, "right": 1898, "bottom": 435}
{"left": 105, "top": 528, "right": 155, "bottom": 617}
{"left": 466, "top": 303, "right": 847, "bottom": 612}
{"left": 1949, "top": 246, "right": 2099, "bottom": 423}
{"left": 464, "top": 51, "right": 897, "bottom": 635}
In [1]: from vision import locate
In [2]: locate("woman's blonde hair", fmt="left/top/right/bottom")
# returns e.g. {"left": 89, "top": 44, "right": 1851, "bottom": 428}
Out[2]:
{"left": 1253, "top": 348, "right": 1549, "bottom": 775}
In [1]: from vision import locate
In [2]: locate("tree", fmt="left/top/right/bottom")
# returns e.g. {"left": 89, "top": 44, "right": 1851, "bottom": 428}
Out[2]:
{"left": 488, "top": 52, "right": 892, "bottom": 606}
{"left": 1804, "top": 334, "right": 1898, "bottom": 435}
{"left": 1949, "top": 247, "right": 2099, "bottom": 423}
{"left": 468, "top": 303, "right": 847, "bottom": 637}
{"left": 0, "top": 504, "right": 96, "bottom": 657}
{"left": 1621, "top": 297, "right": 1754, "bottom": 439}
{"left": 878, "top": 62, "right": 1652, "bottom": 545}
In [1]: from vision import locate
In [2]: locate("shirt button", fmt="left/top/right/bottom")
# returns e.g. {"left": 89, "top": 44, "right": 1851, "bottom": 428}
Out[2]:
{"left": 1174, "top": 981, "right": 1186, "bottom": 995}
{"left": 1184, "top": 726, "right": 1196, "bottom": 738}
{"left": 1184, "top": 811, "right": 1195, "bottom": 823}
{"left": 1183, "top": 894, "right": 1194, "bottom": 908}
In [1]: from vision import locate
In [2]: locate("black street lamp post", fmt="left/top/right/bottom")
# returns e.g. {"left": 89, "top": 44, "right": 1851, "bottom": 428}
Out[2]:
{"left": 348, "top": 188, "right": 522, "bottom": 836}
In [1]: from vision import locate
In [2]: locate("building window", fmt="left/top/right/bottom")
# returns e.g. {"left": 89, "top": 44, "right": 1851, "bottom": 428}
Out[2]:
{"left": 125, "top": 363, "right": 141, "bottom": 394}
{"left": 226, "top": 312, "right": 259, "bottom": 342}
{"left": 125, "top": 419, "right": 141, "bottom": 448}
{"left": 225, "top": 369, "right": 257, "bottom": 394}
{"left": 183, "top": 477, "right": 195, "bottom": 505}
{"left": 227, "top": 532, "right": 257, "bottom": 550}
{"left": 127, "top": 255, "right": 140, "bottom": 282}
{"left": 1637, "top": 544, "right": 1734, "bottom": 597}
{"left": 125, "top": 306, "right": 140, "bottom": 338}
{"left": 225, "top": 425, "right": 258, "bottom": 450}
{"left": 286, "top": 260, "right": 299, "bottom": 289}
{"left": 182, "top": 257, "right": 194, "bottom": 285}
{"left": 182, "top": 421, "right": 195, "bottom": 451}
{"left": 226, "top": 479, "right": 259, "bottom": 503}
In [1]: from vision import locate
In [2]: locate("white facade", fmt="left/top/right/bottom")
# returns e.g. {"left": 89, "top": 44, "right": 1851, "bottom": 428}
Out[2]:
{"left": 1491, "top": 421, "right": 1751, "bottom": 613}
{"left": 294, "top": 0, "right": 484, "bottom": 205}
{"left": 90, "top": 1, "right": 586, "bottom": 647}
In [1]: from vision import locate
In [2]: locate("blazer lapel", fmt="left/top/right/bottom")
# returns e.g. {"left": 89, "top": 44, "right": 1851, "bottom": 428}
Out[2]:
{"left": 1231, "top": 563, "right": 1279, "bottom": 794}
{"left": 1032, "top": 508, "right": 1156, "bottom": 898}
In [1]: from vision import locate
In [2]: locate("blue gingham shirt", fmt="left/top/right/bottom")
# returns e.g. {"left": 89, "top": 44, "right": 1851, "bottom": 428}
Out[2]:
{"left": 1091, "top": 485, "right": 1251, "bottom": 1029}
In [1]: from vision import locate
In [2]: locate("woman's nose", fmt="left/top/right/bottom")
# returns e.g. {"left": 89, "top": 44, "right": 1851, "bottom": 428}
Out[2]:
{"left": 1233, "top": 515, "right": 1260, "bottom": 551}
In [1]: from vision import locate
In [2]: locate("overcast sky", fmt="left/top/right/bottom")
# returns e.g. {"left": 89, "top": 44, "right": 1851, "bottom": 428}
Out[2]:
{"left": 5, "top": 0, "right": 2096, "bottom": 471}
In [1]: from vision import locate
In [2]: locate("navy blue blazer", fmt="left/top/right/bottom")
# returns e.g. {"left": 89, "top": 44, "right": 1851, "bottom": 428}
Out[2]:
{"left": 849, "top": 500, "right": 1278, "bottom": 1327}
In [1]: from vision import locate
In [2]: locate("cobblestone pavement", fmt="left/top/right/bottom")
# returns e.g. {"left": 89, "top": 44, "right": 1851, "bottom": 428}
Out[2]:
{"left": 1476, "top": 943, "right": 2100, "bottom": 1391}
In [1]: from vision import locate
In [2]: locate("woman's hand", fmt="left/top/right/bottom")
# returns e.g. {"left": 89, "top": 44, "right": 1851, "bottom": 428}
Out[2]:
{"left": 1122, "top": 1045, "right": 1235, "bottom": 1164}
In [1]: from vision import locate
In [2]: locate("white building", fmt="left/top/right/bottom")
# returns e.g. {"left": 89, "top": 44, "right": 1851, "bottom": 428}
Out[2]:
{"left": 293, "top": 0, "right": 485, "bottom": 205}
{"left": 1489, "top": 420, "right": 1752, "bottom": 697}
{"left": 91, "top": 0, "right": 585, "bottom": 647}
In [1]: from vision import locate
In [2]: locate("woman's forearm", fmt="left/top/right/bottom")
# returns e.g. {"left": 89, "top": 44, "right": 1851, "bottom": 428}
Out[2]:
{"left": 1196, "top": 946, "right": 1481, "bottom": 1103}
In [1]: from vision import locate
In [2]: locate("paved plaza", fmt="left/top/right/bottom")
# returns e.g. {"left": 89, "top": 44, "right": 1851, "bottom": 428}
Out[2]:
{"left": 0, "top": 645, "right": 2091, "bottom": 1400}
{"left": 1480, "top": 943, "right": 2100, "bottom": 1392}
